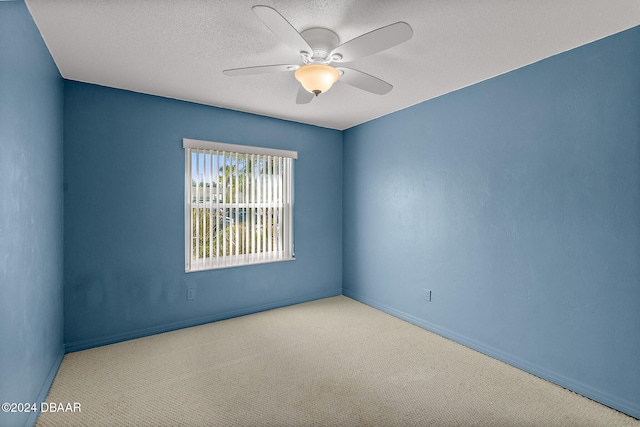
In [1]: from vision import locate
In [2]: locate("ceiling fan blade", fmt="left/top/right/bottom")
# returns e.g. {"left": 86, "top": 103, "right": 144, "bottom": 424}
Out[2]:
{"left": 252, "top": 5, "right": 313, "bottom": 55}
{"left": 337, "top": 67, "right": 393, "bottom": 95}
{"left": 223, "top": 64, "right": 298, "bottom": 76}
{"left": 329, "top": 22, "right": 413, "bottom": 62}
{"left": 296, "top": 86, "right": 314, "bottom": 104}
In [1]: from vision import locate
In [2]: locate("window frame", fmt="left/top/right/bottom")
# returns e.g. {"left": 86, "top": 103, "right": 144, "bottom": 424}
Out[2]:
{"left": 183, "top": 138, "right": 297, "bottom": 272}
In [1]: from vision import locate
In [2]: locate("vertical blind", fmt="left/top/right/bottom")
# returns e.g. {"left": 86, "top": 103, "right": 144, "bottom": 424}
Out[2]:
{"left": 183, "top": 139, "right": 297, "bottom": 272}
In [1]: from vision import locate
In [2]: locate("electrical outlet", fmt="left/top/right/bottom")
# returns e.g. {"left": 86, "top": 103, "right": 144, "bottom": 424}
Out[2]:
{"left": 423, "top": 289, "right": 432, "bottom": 302}
{"left": 186, "top": 288, "right": 195, "bottom": 301}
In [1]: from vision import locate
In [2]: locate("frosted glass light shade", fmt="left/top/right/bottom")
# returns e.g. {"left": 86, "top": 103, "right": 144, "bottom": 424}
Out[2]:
{"left": 294, "top": 64, "right": 340, "bottom": 96}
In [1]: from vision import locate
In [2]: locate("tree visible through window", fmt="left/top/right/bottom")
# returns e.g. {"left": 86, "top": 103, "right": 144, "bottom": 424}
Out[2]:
{"left": 184, "top": 139, "right": 296, "bottom": 271}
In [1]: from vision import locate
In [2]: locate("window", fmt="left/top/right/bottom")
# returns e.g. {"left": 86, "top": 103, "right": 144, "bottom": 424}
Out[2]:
{"left": 183, "top": 138, "right": 297, "bottom": 272}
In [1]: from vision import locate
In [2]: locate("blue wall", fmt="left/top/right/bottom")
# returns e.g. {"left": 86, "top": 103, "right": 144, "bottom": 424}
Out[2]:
{"left": 3, "top": 2, "right": 638, "bottom": 421}
{"left": 343, "top": 26, "right": 640, "bottom": 418}
{"left": 0, "top": 2, "right": 65, "bottom": 426}
{"left": 63, "top": 82, "right": 342, "bottom": 351}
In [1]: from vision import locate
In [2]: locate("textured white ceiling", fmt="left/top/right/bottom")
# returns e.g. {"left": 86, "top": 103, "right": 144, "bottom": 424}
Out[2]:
{"left": 25, "top": 0, "right": 640, "bottom": 130}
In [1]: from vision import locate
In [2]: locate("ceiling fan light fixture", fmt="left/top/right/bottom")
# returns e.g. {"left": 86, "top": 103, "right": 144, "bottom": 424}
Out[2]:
{"left": 294, "top": 64, "right": 340, "bottom": 96}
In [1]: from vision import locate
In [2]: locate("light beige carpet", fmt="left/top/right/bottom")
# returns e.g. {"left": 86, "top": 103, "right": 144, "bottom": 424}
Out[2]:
{"left": 37, "top": 296, "right": 638, "bottom": 426}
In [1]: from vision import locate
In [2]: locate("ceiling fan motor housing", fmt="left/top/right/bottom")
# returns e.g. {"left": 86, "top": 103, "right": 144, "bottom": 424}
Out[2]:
{"left": 300, "top": 28, "right": 340, "bottom": 63}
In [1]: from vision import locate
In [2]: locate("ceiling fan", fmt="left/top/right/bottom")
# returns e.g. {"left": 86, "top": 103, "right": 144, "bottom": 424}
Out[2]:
{"left": 223, "top": 5, "right": 413, "bottom": 104}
